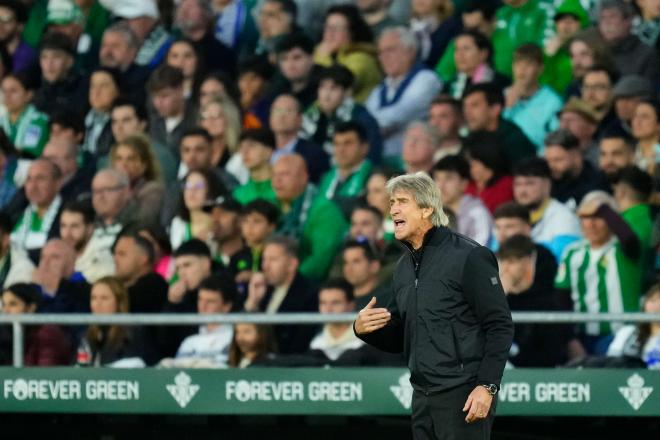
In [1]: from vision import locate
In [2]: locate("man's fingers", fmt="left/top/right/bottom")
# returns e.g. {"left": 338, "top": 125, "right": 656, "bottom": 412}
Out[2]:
{"left": 462, "top": 395, "right": 473, "bottom": 412}
{"left": 359, "top": 308, "right": 390, "bottom": 319}
{"left": 364, "top": 297, "right": 377, "bottom": 309}
{"left": 365, "top": 322, "right": 388, "bottom": 332}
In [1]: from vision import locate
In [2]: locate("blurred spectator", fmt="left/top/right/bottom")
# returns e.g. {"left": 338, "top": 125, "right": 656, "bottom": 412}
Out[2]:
{"left": 0, "top": 0, "right": 36, "bottom": 72}
{"left": 0, "top": 71, "right": 49, "bottom": 157}
{"left": 147, "top": 65, "right": 197, "bottom": 157}
{"left": 110, "top": 97, "right": 177, "bottom": 183}
{"left": 566, "top": 30, "right": 617, "bottom": 98}
{"left": 254, "top": 0, "right": 297, "bottom": 60}
{"left": 597, "top": 0, "right": 659, "bottom": 82}
{"left": 0, "top": 131, "right": 16, "bottom": 209}
{"left": 555, "top": 190, "right": 644, "bottom": 355}
{"left": 41, "top": 137, "right": 94, "bottom": 204}
{"left": 59, "top": 200, "right": 114, "bottom": 283}
{"left": 357, "top": 0, "right": 401, "bottom": 39}
{"left": 77, "top": 276, "right": 156, "bottom": 367}
{"left": 33, "top": 32, "right": 86, "bottom": 117}
{"left": 607, "top": 284, "right": 660, "bottom": 369}
{"left": 301, "top": 65, "right": 382, "bottom": 164}
{"left": 580, "top": 66, "right": 618, "bottom": 134}
{"left": 314, "top": 5, "right": 380, "bottom": 103}
{"left": 90, "top": 169, "right": 135, "bottom": 249}
{"left": 544, "top": 129, "right": 610, "bottom": 207}
{"left": 366, "top": 26, "right": 442, "bottom": 163}
{"left": 99, "top": 0, "right": 172, "bottom": 70}
{"left": 174, "top": 0, "right": 236, "bottom": 75}
{"left": 444, "top": 29, "right": 509, "bottom": 99}
{"left": 237, "top": 56, "right": 274, "bottom": 127}
{"left": 463, "top": 133, "right": 513, "bottom": 214}
{"left": 163, "top": 274, "right": 236, "bottom": 368}
{"left": 46, "top": 0, "right": 96, "bottom": 73}
{"left": 165, "top": 38, "right": 203, "bottom": 102}
{"left": 9, "top": 159, "right": 62, "bottom": 261}
{"left": 137, "top": 223, "right": 174, "bottom": 282}
{"left": 82, "top": 67, "right": 120, "bottom": 159}
{"left": 308, "top": 278, "right": 363, "bottom": 360}
{"left": 631, "top": 98, "right": 660, "bottom": 176}
{"left": 109, "top": 134, "right": 164, "bottom": 225}
{"left": 32, "top": 239, "right": 90, "bottom": 313}
{"left": 557, "top": 97, "right": 600, "bottom": 166}
{"left": 270, "top": 32, "right": 321, "bottom": 109}
{"left": 112, "top": 232, "right": 167, "bottom": 314}
{"left": 0, "top": 282, "right": 71, "bottom": 366}
{"left": 243, "top": 236, "right": 318, "bottom": 354}
{"left": 198, "top": 70, "right": 242, "bottom": 110}
{"left": 503, "top": 43, "right": 563, "bottom": 152}
{"left": 205, "top": 195, "right": 244, "bottom": 268}
{"left": 409, "top": 0, "right": 461, "bottom": 69}
{"left": 462, "top": 83, "right": 536, "bottom": 165}
{"left": 366, "top": 168, "right": 401, "bottom": 241}
{"left": 341, "top": 240, "right": 388, "bottom": 310}
{"left": 634, "top": 0, "right": 660, "bottom": 49}
{"left": 169, "top": 169, "right": 223, "bottom": 250}
{"left": 270, "top": 93, "right": 329, "bottom": 183}
{"left": 47, "top": 111, "right": 85, "bottom": 147}
{"left": 233, "top": 128, "right": 277, "bottom": 204}
{"left": 272, "top": 154, "right": 347, "bottom": 281}
{"left": 427, "top": 95, "right": 462, "bottom": 161}
{"left": 491, "top": 0, "right": 551, "bottom": 78}
{"left": 317, "top": 121, "right": 372, "bottom": 217}
{"left": 598, "top": 128, "right": 637, "bottom": 180}
{"left": 433, "top": 154, "right": 492, "bottom": 246}
{"left": 612, "top": 75, "right": 655, "bottom": 134}
{"left": 513, "top": 157, "right": 581, "bottom": 260}
{"left": 493, "top": 202, "right": 531, "bottom": 246}
{"left": 401, "top": 121, "right": 437, "bottom": 174}
{"left": 98, "top": 22, "right": 151, "bottom": 105}
{"left": 213, "top": 0, "right": 258, "bottom": 56}
{"left": 497, "top": 234, "right": 566, "bottom": 367}
{"left": 228, "top": 323, "right": 277, "bottom": 367}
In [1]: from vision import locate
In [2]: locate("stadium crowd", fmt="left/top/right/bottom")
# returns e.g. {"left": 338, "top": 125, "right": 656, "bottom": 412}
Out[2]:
{"left": 0, "top": 0, "right": 658, "bottom": 370}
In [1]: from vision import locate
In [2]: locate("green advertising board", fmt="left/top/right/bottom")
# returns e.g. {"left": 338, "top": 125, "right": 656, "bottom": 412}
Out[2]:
{"left": 0, "top": 368, "right": 658, "bottom": 416}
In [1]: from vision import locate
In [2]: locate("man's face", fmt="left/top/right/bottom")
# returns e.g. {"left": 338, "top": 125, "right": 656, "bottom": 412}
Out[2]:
{"left": 378, "top": 32, "right": 415, "bottom": 78}
{"left": 1, "top": 291, "right": 33, "bottom": 315}
{"left": 599, "top": 138, "right": 635, "bottom": 178}
{"left": 366, "top": 174, "right": 389, "bottom": 215}
{"left": 240, "top": 139, "right": 272, "bottom": 171}
{"left": 319, "top": 288, "right": 354, "bottom": 314}
{"left": 513, "top": 175, "right": 548, "bottom": 207}
{"left": 433, "top": 170, "right": 466, "bottom": 206}
{"left": 40, "top": 48, "right": 73, "bottom": 83}
{"left": 180, "top": 135, "right": 213, "bottom": 171}
{"left": 89, "top": 70, "right": 119, "bottom": 112}
{"left": 512, "top": 59, "right": 542, "bottom": 87}
{"left": 598, "top": 7, "right": 630, "bottom": 42}
{"left": 49, "top": 123, "right": 82, "bottom": 145}
{"left": 342, "top": 247, "right": 377, "bottom": 288}
{"left": 580, "top": 215, "right": 611, "bottom": 246}
{"left": 279, "top": 47, "right": 314, "bottom": 83}
{"left": 272, "top": 157, "right": 307, "bottom": 202}
{"left": 197, "top": 289, "right": 231, "bottom": 314}
{"left": 615, "top": 96, "right": 642, "bottom": 123}
{"left": 463, "top": 91, "right": 497, "bottom": 131}
{"left": 176, "top": 0, "right": 208, "bottom": 40}
{"left": 25, "top": 161, "right": 60, "bottom": 207}
{"left": 317, "top": 79, "right": 345, "bottom": 115}
{"left": 333, "top": 131, "right": 366, "bottom": 170}
{"left": 113, "top": 236, "right": 145, "bottom": 283}
{"left": 402, "top": 125, "right": 435, "bottom": 171}
{"left": 59, "top": 211, "right": 92, "bottom": 252}
{"left": 38, "top": 241, "right": 74, "bottom": 280}
{"left": 152, "top": 87, "right": 184, "bottom": 118}
{"left": 211, "top": 207, "right": 240, "bottom": 243}
{"left": 269, "top": 95, "right": 301, "bottom": 134}
{"left": 390, "top": 190, "right": 430, "bottom": 242}
{"left": 429, "top": 103, "right": 460, "bottom": 139}
{"left": 569, "top": 40, "right": 593, "bottom": 78}
{"left": 240, "top": 212, "right": 275, "bottom": 247}
{"left": 262, "top": 243, "right": 295, "bottom": 287}
{"left": 258, "top": 0, "right": 292, "bottom": 39}
{"left": 498, "top": 255, "right": 535, "bottom": 293}
{"left": 175, "top": 254, "right": 211, "bottom": 291}
{"left": 544, "top": 145, "right": 574, "bottom": 180}
{"left": 494, "top": 217, "right": 530, "bottom": 244}
{"left": 555, "top": 15, "right": 581, "bottom": 41}
{"left": 559, "top": 111, "right": 596, "bottom": 144}
{"left": 581, "top": 71, "right": 612, "bottom": 111}
{"left": 99, "top": 31, "right": 136, "bottom": 70}
{"left": 91, "top": 172, "right": 129, "bottom": 222}
{"left": 350, "top": 209, "right": 381, "bottom": 241}
{"left": 42, "top": 141, "right": 77, "bottom": 178}
{"left": 0, "top": 6, "right": 20, "bottom": 43}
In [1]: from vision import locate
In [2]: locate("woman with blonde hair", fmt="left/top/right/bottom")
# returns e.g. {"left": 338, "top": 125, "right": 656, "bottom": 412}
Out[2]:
{"left": 199, "top": 95, "right": 249, "bottom": 184}
{"left": 77, "top": 277, "right": 156, "bottom": 367}
{"left": 110, "top": 133, "right": 165, "bottom": 225}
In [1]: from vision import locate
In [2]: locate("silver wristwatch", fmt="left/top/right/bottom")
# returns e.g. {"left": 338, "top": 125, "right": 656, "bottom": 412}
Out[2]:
{"left": 479, "top": 383, "right": 499, "bottom": 396}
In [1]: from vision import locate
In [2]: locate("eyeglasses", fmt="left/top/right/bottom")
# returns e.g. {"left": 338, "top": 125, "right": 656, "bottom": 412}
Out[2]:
{"left": 183, "top": 182, "right": 206, "bottom": 191}
{"left": 92, "top": 185, "right": 126, "bottom": 196}
{"left": 582, "top": 84, "right": 611, "bottom": 92}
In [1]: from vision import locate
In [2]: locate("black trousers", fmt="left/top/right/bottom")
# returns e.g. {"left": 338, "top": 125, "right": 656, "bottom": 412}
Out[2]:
{"left": 411, "top": 383, "right": 497, "bottom": 440}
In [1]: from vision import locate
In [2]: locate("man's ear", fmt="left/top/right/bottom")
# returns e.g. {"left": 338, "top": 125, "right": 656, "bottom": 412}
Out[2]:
{"left": 422, "top": 207, "right": 433, "bottom": 219}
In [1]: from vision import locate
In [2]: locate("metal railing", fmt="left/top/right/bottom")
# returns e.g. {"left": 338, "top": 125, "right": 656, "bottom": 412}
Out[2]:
{"left": 1, "top": 312, "right": 660, "bottom": 367}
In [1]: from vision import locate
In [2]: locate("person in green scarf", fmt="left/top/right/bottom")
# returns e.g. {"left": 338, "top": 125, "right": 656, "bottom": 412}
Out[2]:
{"left": 233, "top": 128, "right": 278, "bottom": 205}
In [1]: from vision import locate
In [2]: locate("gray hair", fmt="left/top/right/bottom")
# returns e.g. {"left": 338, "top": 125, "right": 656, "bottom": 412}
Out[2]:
{"left": 380, "top": 26, "right": 419, "bottom": 54}
{"left": 95, "top": 168, "right": 130, "bottom": 188}
{"left": 386, "top": 172, "right": 449, "bottom": 227}
{"left": 405, "top": 121, "right": 441, "bottom": 147}
{"left": 105, "top": 21, "right": 140, "bottom": 49}
{"left": 264, "top": 235, "right": 299, "bottom": 259}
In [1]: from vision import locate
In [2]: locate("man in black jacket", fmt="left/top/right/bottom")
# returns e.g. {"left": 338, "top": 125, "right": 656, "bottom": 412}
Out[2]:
{"left": 354, "top": 172, "right": 513, "bottom": 440}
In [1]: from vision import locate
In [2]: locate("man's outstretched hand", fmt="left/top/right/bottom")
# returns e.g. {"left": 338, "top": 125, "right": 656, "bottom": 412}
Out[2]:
{"left": 354, "top": 297, "right": 391, "bottom": 335}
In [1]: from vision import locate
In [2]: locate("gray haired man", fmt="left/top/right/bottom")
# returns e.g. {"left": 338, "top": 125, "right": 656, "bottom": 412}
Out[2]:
{"left": 354, "top": 172, "right": 513, "bottom": 440}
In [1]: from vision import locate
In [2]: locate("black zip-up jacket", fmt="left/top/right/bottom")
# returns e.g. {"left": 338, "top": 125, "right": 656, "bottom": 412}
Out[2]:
{"left": 356, "top": 226, "right": 513, "bottom": 393}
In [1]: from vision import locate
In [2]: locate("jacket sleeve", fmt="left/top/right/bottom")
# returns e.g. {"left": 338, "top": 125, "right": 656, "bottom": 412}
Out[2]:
{"left": 353, "top": 284, "right": 405, "bottom": 353}
{"left": 461, "top": 246, "right": 514, "bottom": 386}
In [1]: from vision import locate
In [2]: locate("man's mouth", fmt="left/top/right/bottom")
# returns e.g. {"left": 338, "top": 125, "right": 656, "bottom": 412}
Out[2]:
{"left": 393, "top": 219, "right": 406, "bottom": 229}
